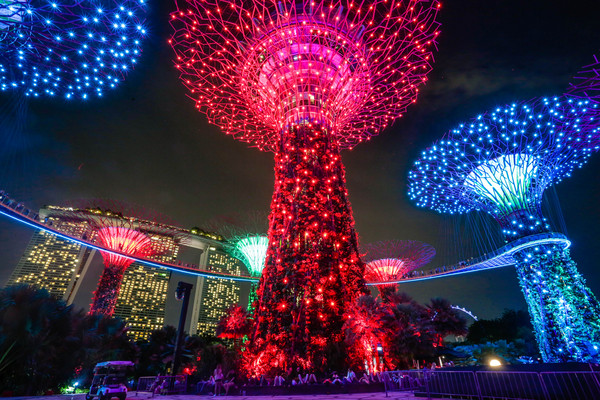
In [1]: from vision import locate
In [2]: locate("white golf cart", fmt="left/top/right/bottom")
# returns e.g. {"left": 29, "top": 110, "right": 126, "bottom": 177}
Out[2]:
{"left": 86, "top": 361, "right": 134, "bottom": 400}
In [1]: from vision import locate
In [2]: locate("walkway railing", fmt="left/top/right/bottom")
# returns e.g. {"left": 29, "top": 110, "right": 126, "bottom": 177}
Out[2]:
{"left": 371, "top": 231, "right": 570, "bottom": 285}
{"left": 384, "top": 369, "right": 600, "bottom": 400}
{"left": 0, "top": 192, "right": 258, "bottom": 283}
{"left": 0, "top": 189, "right": 570, "bottom": 284}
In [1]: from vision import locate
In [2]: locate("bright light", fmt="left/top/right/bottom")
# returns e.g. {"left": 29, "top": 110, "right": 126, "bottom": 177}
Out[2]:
{"left": 0, "top": 0, "right": 26, "bottom": 29}
{"left": 366, "top": 258, "right": 407, "bottom": 285}
{"left": 0, "top": 0, "right": 148, "bottom": 97}
{"left": 97, "top": 226, "right": 153, "bottom": 268}
{"left": 464, "top": 153, "right": 538, "bottom": 214}
{"left": 235, "top": 235, "right": 268, "bottom": 277}
{"left": 489, "top": 359, "right": 501, "bottom": 367}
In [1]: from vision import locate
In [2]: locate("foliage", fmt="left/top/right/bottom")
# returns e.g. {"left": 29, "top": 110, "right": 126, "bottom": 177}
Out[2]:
{"left": 514, "top": 246, "right": 600, "bottom": 362}
{"left": 136, "top": 326, "right": 236, "bottom": 379}
{"left": 216, "top": 304, "right": 251, "bottom": 340}
{"left": 452, "top": 340, "right": 529, "bottom": 366}
{"left": 465, "top": 308, "right": 539, "bottom": 361}
{"left": 0, "top": 285, "right": 135, "bottom": 395}
{"left": 427, "top": 298, "right": 468, "bottom": 345}
{"left": 344, "top": 295, "right": 389, "bottom": 372}
{"left": 467, "top": 309, "right": 535, "bottom": 344}
{"left": 344, "top": 292, "right": 468, "bottom": 372}
{"left": 250, "top": 125, "right": 367, "bottom": 372}
{"left": 136, "top": 325, "right": 178, "bottom": 377}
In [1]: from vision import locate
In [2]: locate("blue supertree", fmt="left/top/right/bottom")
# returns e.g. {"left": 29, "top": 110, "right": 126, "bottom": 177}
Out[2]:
{"left": 0, "top": 0, "right": 148, "bottom": 99}
{"left": 408, "top": 95, "right": 600, "bottom": 362}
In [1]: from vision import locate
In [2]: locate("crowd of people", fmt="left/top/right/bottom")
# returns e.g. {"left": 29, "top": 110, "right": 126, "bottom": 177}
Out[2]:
{"left": 195, "top": 366, "right": 387, "bottom": 396}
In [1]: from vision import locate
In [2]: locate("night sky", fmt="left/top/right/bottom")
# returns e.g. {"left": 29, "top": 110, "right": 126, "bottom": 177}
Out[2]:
{"left": 1, "top": 0, "right": 600, "bottom": 321}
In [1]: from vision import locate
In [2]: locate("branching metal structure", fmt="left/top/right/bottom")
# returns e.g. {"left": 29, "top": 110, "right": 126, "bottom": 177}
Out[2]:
{"left": 408, "top": 95, "right": 600, "bottom": 362}
{"left": 170, "top": 0, "right": 441, "bottom": 370}
{"left": 0, "top": 0, "right": 148, "bottom": 99}
{"left": 566, "top": 56, "right": 600, "bottom": 148}
{"left": 363, "top": 240, "right": 435, "bottom": 298}
{"left": 210, "top": 212, "right": 269, "bottom": 313}
{"left": 567, "top": 55, "right": 600, "bottom": 102}
{"left": 50, "top": 201, "right": 188, "bottom": 316}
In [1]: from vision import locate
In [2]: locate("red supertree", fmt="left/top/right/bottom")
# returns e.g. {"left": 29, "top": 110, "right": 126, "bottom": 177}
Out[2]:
{"left": 170, "top": 0, "right": 441, "bottom": 370}
{"left": 363, "top": 240, "right": 435, "bottom": 299}
{"left": 52, "top": 201, "right": 188, "bottom": 316}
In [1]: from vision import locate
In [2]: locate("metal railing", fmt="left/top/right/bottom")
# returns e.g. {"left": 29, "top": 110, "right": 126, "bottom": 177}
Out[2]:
{"left": 384, "top": 369, "right": 600, "bottom": 400}
{"left": 540, "top": 371, "right": 600, "bottom": 400}
{"left": 381, "top": 370, "right": 426, "bottom": 393}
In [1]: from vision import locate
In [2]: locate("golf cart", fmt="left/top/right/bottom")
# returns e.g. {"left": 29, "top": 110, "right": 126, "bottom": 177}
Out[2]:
{"left": 86, "top": 361, "right": 134, "bottom": 400}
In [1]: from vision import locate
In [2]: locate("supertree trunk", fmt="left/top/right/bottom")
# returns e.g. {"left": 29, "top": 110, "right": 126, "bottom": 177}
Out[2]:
{"left": 247, "top": 281, "right": 259, "bottom": 314}
{"left": 253, "top": 124, "right": 366, "bottom": 369}
{"left": 90, "top": 263, "right": 128, "bottom": 317}
{"left": 513, "top": 245, "right": 600, "bottom": 362}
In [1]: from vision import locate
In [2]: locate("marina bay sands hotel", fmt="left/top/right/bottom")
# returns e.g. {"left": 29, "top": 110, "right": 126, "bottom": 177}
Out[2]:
{"left": 4, "top": 205, "right": 251, "bottom": 341}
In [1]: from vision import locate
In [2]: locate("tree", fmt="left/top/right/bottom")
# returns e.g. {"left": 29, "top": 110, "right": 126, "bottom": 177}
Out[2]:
{"left": 0, "top": 285, "right": 137, "bottom": 395}
{"left": 427, "top": 298, "right": 468, "bottom": 346}
{"left": 0, "top": 285, "right": 75, "bottom": 395}
{"left": 136, "top": 326, "right": 178, "bottom": 377}
{"left": 465, "top": 309, "right": 539, "bottom": 359}
{"left": 216, "top": 304, "right": 251, "bottom": 344}
{"left": 382, "top": 291, "right": 436, "bottom": 369}
{"left": 467, "top": 309, "right": 535, "bottom": 343}
{"left": 343, "top": 295, "right": 389, "bottom": 372}
{"left": 71, "top": 311, "right": 138, "bottom": 387}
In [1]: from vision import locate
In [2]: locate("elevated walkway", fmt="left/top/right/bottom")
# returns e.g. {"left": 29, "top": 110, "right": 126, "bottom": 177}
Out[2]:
{"left": 0, "top": 191, "right": 570, "bottom": 285}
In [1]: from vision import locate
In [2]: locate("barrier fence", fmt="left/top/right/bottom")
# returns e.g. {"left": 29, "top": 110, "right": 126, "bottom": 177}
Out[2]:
{"left": 383, "top": 369, "right": 600, "bottom": 400}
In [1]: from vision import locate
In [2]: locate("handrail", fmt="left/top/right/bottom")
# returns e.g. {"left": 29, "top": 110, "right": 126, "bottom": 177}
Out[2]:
{"left": 0, "top": 191, "right": 570, "bottom": 285}
{"left": 0, "top": 193, "right": 259, "bottom": 283}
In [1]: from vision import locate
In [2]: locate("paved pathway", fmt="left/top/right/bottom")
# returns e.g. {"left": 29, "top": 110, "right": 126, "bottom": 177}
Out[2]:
{"left": 5, "top": 391, "right": 445, "bottom": 400}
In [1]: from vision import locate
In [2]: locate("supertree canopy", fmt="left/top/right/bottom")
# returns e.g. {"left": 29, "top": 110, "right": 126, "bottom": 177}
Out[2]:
{"left": 566, "top": 56, "right": 600, "bottom": 147}
{"left": 170, "top": 0, "right": 441, "bottom": 371}
{"left": 567, "top": 55, "right": 600, "bottom": 102}
{"left": 234, "top": 235, "right": 268, "bottom": 278}
{"left": 409, "top": 96, "right": 599, "bottom": 239}
{"left": 233, "top": 234, "right": 268, "bottom": 312}
{"left": 363, "top": 240, "right": 435, "bottom": 299}
{"left": 407, "top": 95, "right": 600, "bottom": 363}
{"left": 50, "top": 201, "right": 187, "bottom": 316}
{"left": 0, "top": 0, "right": 148, "bottom": 99}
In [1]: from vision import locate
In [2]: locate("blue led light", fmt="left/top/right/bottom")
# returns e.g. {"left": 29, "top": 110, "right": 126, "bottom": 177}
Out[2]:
{"left": 407, "top": 94, "right": 600, "bottom": 363}
{"left": 407, "top": 95, "right": 600, "bottom": 239}
{"left": 0, "top": 0, "right": 148, "bottom": 98}
{"left": 0, "top": 204, "right": 259, "bottom": 283}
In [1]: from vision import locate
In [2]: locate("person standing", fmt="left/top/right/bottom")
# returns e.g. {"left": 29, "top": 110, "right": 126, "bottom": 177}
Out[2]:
{"left": 214, "top": 365, "right": 224, "bottom": 396}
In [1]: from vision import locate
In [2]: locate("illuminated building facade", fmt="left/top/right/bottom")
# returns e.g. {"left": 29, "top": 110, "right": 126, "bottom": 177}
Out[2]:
{"left": 5, "top": 206, "right": 249, "bottom": 340}
{"left": 195, "top": 248, "right": 246, "bottom": 335}
{"left": 6, "top": 230, "right": 92, "bottom": 300}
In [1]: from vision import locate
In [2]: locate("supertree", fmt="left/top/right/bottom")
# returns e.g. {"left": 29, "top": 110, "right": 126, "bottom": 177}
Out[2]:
{"left": 0, "top": 0, "right": 148, "bottom": 99}
{"left": 52, "top": 201, "right": 188, "bottom": 316}
{"left": 234, "top": 235, "right": 268, "bottom": 312}
{"left": 407, "top": 95, "right": 600, "bottom": 362}
{"left": 363, "top": 240, "right": 435, "bottom": 300}
{"left": 170, "top": 0, "right": 441, "bottom": 370}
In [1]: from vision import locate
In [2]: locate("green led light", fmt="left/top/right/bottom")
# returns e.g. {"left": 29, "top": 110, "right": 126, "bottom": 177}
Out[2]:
{"left": 235, "top": 235, "right": 268, "bottom": 277}
{"left": 464, "top": 153, "right": 539, "bottom": 216}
